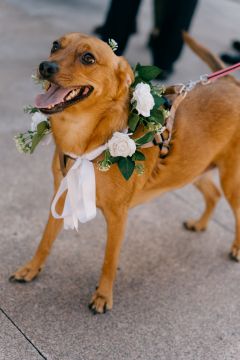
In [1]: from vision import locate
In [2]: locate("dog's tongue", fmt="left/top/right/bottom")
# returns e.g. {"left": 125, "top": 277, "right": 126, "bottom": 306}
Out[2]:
{"left": 35, "top": 84, "right": 71, "bottom": 108}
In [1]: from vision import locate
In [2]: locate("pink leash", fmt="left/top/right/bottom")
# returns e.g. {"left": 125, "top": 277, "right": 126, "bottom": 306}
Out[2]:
{"left": 179, "top": 62, "right": 240, "bottom": 93}
{"left": 207, "top": 62, "right": 240, "bottom": 81}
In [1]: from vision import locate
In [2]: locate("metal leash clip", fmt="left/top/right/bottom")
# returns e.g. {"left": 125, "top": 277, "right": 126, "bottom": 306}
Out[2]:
{"left": 200, "top": 74, "right": 210, "bottom": 85}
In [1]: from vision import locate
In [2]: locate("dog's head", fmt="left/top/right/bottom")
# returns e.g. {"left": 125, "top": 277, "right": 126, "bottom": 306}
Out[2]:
{"left": 35, "top": 33, "right": 134, "bottom": 115}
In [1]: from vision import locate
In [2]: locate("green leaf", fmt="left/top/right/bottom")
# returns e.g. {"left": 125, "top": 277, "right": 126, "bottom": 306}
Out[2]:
{"left": 30, "top": 108, "right": 39, "bottom": 114}
{"left": 24, "top": 105, "right": 39, "bottom": 114}
{"left": 30, "top": 133, "right": 42, "bottom": 153}
{"left": 109, "top": 156, "right": 120, "bottom": 164}
{"left": 153, "top": 94, "right": 165, "bottom": 108}
{"left": 132, "top": 76, "right": 143, "bottom": 87}
{"left": 135, "top": 131, "right": 155, "bottom": 146}
{"left": 118, "top": 157, "right": 135, "bottom": 180}
{"left": 37, "top": 121, "right": 48, "bottom": 135}
{"left": 135, "top": 63, "right": 141, "bottom": 71}
{"left": 138, "top": 65, "right": 161, "bottom": 81}
{"left": 132, "top": 151, "right": 145, "bottom": 161}
{"left": 149, "top": 109, "right": 164, "bottom": 125}
{"left": 128, "top": 113, "right": 140, "bottom": 132}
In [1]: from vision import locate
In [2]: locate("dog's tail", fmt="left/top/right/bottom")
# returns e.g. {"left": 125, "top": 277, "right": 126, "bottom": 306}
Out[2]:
{"left": 183, "top": 32, "right": 225, "bottom": 72}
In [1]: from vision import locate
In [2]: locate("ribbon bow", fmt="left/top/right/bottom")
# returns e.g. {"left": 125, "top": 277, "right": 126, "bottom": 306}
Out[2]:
{"left": 51, "top": 144, "right": 108, "bottom": 230}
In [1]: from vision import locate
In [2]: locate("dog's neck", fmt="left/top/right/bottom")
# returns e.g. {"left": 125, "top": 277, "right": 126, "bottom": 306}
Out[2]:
{"left": 50, "top": 93, "right": 129, "bottom": 156}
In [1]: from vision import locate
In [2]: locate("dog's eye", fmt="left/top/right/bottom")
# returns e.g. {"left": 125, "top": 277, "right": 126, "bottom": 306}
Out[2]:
{"left": 51, "top": 41, "right": 61, "bottom": 54}
{"left": 80, "top": 52, "right": 95, "bottom": 65}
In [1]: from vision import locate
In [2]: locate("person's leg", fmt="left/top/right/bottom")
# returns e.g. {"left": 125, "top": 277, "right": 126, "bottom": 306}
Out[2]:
{"left": 100, "top": 0, "right": 142, "bottom": 54}
{"left": 151, "top": 0, "right": 198, "bottom": 75}
{"left": 153, "top": 0, "right": 167, "bottom": 31}
{"left": 148, "top": 0, "right": 167, "bottom": 49}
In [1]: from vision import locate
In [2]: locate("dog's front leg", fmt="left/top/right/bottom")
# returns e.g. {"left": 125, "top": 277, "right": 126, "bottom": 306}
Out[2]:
{"left": 89, "top": 207, "right": 128, "bottom": 314}
{"left": 10, "top": 151, "right": 64, "bottom": 282}
{"left": 10, "top": 213, "right": 63, "bottom": 283}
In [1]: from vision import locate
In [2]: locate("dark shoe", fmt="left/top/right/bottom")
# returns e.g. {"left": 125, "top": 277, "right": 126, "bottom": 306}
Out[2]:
{"left": 220, "top": 53, "right": 240, "bottom": 65}
{"left": 232, "top": 40, "right": 240, "bottom": 52}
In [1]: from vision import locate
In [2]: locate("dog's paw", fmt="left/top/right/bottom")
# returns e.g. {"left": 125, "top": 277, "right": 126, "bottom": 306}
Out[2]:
{"left": 88, "top": 290, "right": 112, "bottom": 315}
{"left": 229, "top": 244, "right": 240, "bottom": 262}
{"left": 183, "top": 220, "right": 206, "bottom": 232}
{"left": 9, "top": 261, "right": 42, "bottom": 283}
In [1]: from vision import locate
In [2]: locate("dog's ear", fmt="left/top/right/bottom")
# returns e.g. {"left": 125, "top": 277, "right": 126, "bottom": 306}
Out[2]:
{"left": 115, "top": 57, "right": 134, "bottom": 99}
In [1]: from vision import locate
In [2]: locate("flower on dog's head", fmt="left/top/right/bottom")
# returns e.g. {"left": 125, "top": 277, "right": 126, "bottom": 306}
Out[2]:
{"left": 108, "top": 39, "right": 118, "bottom": 52}
{"left": 31, "top": 112, "right": 48, "bottom": 131}
{"left": 108, "top": 132, "right": 136, "bottom": 158}
{"left": 131, "top": 82, "right": 154, "bottom": 117}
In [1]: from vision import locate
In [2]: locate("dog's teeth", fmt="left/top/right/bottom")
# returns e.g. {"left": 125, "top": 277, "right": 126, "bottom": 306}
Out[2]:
{"left": 66, "top": 89, "right": 80, "bottom": 101}
{"left": 66, "top": 93, "right": 73, "bottom": 100}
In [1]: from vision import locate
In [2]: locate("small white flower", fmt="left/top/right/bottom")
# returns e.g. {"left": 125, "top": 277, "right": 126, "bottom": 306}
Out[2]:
{"left": 97, "top": 161, "right": 111, "bottom": 172}
{"left": 147, "top": 122, "right": 162, "bottom": 132}
{"left": 14, "top": 134, "right": 31, "bottom": 154}
{"left": 162, "top": 108, "right": 170, "bottom": 119}
{"left": 135, "top": 163, "right": 144, "bottom": 175}
{"left": 31, "top": 112, "right": 48, "bottom": 131}
{"left": 108, "top": 132, "right": 136, "bottom": 158}
{"left": 108, "top": 39, "right": 118, "bottom": 52}
{"left": 132, "top": 82, "right": 155, "bottom": 117}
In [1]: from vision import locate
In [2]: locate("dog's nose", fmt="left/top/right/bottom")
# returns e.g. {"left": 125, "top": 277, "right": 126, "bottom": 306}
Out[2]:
{"left": 39, "top": 61, "right": 59, "bottom": 78}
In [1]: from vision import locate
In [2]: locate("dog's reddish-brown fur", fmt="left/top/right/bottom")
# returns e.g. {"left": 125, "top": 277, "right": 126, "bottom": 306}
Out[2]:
{"left": 11, "top": 33, "right": 240, "bottom": 313}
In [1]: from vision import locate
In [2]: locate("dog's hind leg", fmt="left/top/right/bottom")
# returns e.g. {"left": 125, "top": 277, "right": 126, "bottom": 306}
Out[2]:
{"left": 184, "top": 172, "right": 221, "bottom": 232}
{"left": 218, "top": 154, "right": 240, "bottom": 261}
{"left": 10, "top": 151, "right": 64, "bottom": 282}
{"left": 89, "top": 206, "right": 128, "bottom": 314}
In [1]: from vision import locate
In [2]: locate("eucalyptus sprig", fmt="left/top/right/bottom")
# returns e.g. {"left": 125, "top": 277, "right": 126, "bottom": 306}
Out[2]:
{"left": 15, "top": 75, "right": 52, "bottom": 154}
{"left": 14, "top": 120, "right": 51, "bottom": 154}
{"left": 23, "top": 105, "right": 39, "bottom": 114}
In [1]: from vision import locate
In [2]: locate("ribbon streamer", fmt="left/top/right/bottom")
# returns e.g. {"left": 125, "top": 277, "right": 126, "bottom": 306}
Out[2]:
{"left": 51, "top": 144, "right": 108, "bottom": 230}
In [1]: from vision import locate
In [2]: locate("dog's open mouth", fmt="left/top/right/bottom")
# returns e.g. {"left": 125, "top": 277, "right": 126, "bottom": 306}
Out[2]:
{"left": 35, "top": 83, "right": 94, "bottom": 114}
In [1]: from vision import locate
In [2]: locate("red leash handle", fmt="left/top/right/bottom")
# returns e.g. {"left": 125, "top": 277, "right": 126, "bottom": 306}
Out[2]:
{"left": 208, "top": 62, "right": 240, "bottom": 81}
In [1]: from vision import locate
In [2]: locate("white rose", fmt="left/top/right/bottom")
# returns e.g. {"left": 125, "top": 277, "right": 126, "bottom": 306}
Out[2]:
{"left": 31, "top": 112, "right": 48, "bottom": 131}
{"left": 108, "top": 132, "right": 136, "bottom": 158}
{"left": 132, "top": 82, "right": 155, "bottom": 117}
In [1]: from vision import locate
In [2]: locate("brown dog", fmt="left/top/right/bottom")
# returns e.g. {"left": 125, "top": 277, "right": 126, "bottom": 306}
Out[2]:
{"left": 10, "top": 32, "right": 240, "bottom": 314}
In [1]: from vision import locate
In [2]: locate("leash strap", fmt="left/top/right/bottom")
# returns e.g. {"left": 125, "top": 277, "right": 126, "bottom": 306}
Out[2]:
{"left": 208, "top": 62, "right": 240, "bottom": 81}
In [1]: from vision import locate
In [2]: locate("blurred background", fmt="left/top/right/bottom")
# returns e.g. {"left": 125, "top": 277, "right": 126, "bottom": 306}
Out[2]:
{"left": 1, "top": 1, "right": 240, "bottom": 360}
{"left": 1, "top": 0, "right": 240, "bottom": 133}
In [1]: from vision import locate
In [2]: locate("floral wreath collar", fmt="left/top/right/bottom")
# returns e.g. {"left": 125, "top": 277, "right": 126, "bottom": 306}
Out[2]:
{"left": 15, "top": 67, "right": 170, "bottom": 181}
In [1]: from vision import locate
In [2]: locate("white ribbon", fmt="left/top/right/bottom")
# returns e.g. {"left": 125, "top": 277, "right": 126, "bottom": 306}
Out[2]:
{"left": 51, "top": 144, "right": 108, "bottom": 231}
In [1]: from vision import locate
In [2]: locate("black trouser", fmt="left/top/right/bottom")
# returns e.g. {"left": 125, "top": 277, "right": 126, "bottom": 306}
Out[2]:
{"left": 152, "top": 0, "right": 198, "bottom": 70}
{"left": 100, "top": 0, "right": 198, "bottom": 70}
{"left": 100, "top": 0, "right": 142, "bottom": 54}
